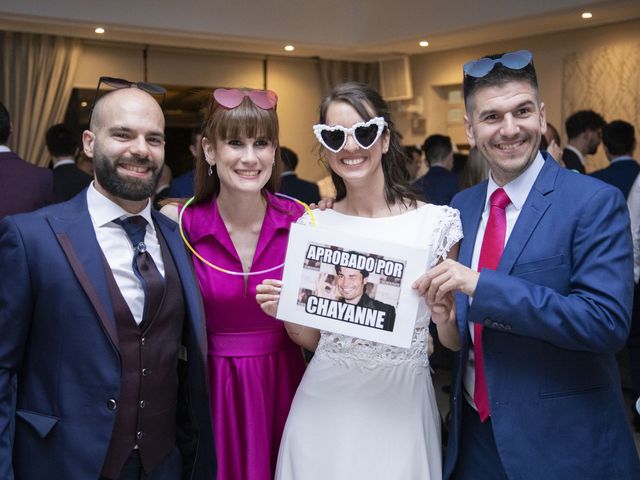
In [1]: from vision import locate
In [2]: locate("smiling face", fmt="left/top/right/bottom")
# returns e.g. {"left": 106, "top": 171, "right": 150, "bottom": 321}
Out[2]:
{"left": 84, "top": 88, "right": 165, "bottom": 210}
{"left": 337, "top": 266, "right": 367, "bottom": 304}
{"left": 465, "top": 80, "right": 546, "bottom": 186}
{"left": 322, "top": 101, "right": 389, "bottom": 189}
{"left": 203, "top": 133, "right": 275, "bottom": 196}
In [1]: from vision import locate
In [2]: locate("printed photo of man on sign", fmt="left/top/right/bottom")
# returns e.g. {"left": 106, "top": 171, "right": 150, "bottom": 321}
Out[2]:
{"left": 297, "top": 246, "right": 401, "bottom": 332}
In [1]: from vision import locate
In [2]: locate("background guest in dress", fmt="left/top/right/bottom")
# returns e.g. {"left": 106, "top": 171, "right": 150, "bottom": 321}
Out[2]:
{"left": 418, "top": 50, "right": 640, "bottom": 480}
{"left": 46, "top": 123, "right": 92, "bottom": 202}
{"left": 278, "top": 145, "right": 320, "bottom": 204}
{"left": 0, "top": 101, "right": 53, "bottom": 219}
{"left": 162, "top": 87, "right": 305, "bottom": 480}
{"left": 563, "top": 109, "right": 605, "bottom": 173}
{"left": 416, "top": 134, "right": 459, "bottom": 205}
{"left": 458, "top": 147, "right": 488, "bottom": 191}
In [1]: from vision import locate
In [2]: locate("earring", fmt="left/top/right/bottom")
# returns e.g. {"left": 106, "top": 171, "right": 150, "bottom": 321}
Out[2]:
{"left": 208, "top": 165, "right": 213, "bottom": 176}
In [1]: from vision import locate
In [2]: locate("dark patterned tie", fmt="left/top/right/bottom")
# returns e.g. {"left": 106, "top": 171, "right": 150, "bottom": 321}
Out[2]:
{"left": 114, "top": 216, "right": 165, "bottom": 327}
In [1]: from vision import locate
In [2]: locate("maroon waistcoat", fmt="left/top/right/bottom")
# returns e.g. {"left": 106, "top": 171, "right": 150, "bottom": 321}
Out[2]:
{"left": 100, "top": 228, "right": 185, "bottom": 479}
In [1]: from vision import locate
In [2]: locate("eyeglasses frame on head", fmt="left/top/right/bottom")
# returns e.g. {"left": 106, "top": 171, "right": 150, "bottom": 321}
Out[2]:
{"left": 463, "top": 50, "right": 533, "bottom": 78}
{"left": 89, "top": 76, "right": 167, "bottom": 119}
{"left": 312, "top": 116, "right": 388, "bottom": 153}
{"left": 213, "top": 88, "right": 278, "bottom": 111}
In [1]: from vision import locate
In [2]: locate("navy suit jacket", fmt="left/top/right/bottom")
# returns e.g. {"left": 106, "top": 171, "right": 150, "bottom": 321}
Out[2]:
{"left": 52, "top": 163, "right": 93, "bottom": 203}
{"left": 169, "top": 169, "right": 196, "bottom": 198}
{"left": 0, "top": 151, "right": 53, "bottom": 219}
{"left": 415, "top": 166, "right": 458, "bottom": 206}
{"left": 0, "top": 192, "right": 215, "bottom": 480}
{"left": 562, "top": 147, "right": 586, "bottom": 173}
{"left": 278, "top": 173, "right": 321, "bottom": 204}
{"left": 589, "top": 158, "right": 640, "bottom": 199}
{"left": 444, "top": 154, "right": 640, "bottom": 479}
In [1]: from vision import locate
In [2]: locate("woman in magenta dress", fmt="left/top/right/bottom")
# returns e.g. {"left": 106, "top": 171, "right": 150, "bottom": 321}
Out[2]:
{"left": 163, "top": 88, "right": 306, "bottom": 479}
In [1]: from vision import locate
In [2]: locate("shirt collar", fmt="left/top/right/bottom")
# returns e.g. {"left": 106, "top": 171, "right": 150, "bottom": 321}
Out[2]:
{"left": 53, "top": 158, "right": 76, "bottom": 168}
{"left": 0, "top": 145, "right": 11, "bottom": 153}
{"left": 87, "top": 182, "right": 154, "bottom": 229}
{"left": 565, "top": 144, "right": 585, "bottom": 165}
{"left": 611, "top": 155, "right": 635, "bottom": 164}
{"left": 486, "top": 151, "right": 545, "bottom": 212}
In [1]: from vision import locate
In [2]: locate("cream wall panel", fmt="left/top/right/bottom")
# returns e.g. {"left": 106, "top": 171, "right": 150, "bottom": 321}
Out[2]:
{"left": 73, "top": 43, "right": 144, "bottom": 89}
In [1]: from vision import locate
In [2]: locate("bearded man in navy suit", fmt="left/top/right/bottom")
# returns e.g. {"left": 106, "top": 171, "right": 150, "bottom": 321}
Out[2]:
{"left": 0, "top": 86, "right": 215, "bottom": 479}
{"left": 416, "top": 51, "right": 639, "bottom": 479}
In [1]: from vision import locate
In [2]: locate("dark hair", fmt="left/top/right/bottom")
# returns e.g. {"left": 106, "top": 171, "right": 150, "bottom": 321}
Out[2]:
{"left": 463, "top": 53, "right": 539, "bottom": 108}
{"left": 46, "top": 124, "right": 79, "bottom": 157}
{"left": 404, "top": 145, "right": 421, "bottom": 158}
{"left": 422, "top": 134, "right": 452, "bottom": 166}
{"left": 459, "top": 147, "right": 488, "bottom": 190}
{"left": 280, "top": 146, "right": 298, "bottom": 171}
{"left": 0, "top": 102, "right": 10, "bottom": 145}
{"left": 565, "top": 110, "right": 605, "bottom": 139}
{"left": 546, "top": 122, "right": 561, "bottom": 145}
{"left": 318, "top": 82, "right": 419, "bottom": 207}
{"left": 190, "top": 126, "right": 202, "bottom": 146}
{"left": 193, "top": 91, "right": 281, "bottom": 205}
{"left": 335, "top": 263, "right": 369, "bottom": 279}
{"left": 603, "top": 120, "right": 635, "bottom": 156}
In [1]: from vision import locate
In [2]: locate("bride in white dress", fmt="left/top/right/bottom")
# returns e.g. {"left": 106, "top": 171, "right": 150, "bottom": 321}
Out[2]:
{"left": 257, "top": 82, "right": 462, "bottom": 480}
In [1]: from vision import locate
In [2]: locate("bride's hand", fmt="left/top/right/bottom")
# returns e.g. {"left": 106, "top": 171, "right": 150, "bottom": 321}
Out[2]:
{"left": 256, "top": 279, "right": 282, "bottom": 317}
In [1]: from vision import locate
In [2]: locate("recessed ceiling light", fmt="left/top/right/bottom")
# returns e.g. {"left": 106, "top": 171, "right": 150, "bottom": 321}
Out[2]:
{"left": 581, "top": 12, "right": 592, "bottom": 19}
{"left": 95, "top": 27, "right": 105, "bottom": 34}
{"left": 284, "top": 45, "right": 295, "bottom": 52}
{"left": 80, "top": 101, "right": 88, "bottom": 108}
{"left": 419, "top": 41, "right": 429, "bottom": 47}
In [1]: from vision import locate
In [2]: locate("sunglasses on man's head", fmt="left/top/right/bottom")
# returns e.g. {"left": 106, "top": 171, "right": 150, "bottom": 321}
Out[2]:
{"left": 213, "top": 88, "right": 278, "bottom": 110}
{"left": 90, "top": 76, "right": 166, "bottom": 116}
{"left": 313, "top": 117, "right": 388, "bottom": 153}
{"left": 463, "top": 50, "right": 533, "bottom": 78}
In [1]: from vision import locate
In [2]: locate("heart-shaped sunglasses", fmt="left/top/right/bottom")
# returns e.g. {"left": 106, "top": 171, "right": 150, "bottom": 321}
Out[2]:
{"left": 313, "top": 117, "right": 388, "bottom": 153}
{"left": 213, "top": 88, "right": 278, "bottom": 110}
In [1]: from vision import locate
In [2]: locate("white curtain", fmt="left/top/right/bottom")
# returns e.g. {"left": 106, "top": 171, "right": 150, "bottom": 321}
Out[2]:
{"left": 562, "top": 42, "right": 640, "bottom": 172}
{"left": 1, "top": 32, "right": 82, "bottom": 166}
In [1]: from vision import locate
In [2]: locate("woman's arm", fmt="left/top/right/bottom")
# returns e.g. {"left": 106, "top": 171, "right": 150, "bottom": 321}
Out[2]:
{"left": 256, "top": 279, "right": 320, "bottom": 351}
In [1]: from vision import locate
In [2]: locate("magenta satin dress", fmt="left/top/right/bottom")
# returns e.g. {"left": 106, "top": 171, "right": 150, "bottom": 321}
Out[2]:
{"left": 181, "top": 191, "right": 306, "bottom": 480}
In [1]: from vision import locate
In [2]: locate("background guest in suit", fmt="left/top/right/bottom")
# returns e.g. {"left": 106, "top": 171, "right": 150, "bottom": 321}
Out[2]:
{"left": 590, "top": 120, "right": 639, "bottom": 199}
{"left": 0, "top": 86, "right": 215, "bottom": 480}
{"left": 278, "top": 146, "right": 321, "bottom": 204}
{"left": 563, "top": 109, "right": 605, "bottom": 173}
{"left": 0, "top": 101, "right": 53, "bottom": 219}
{"left": 169, "top": 127, "right": 200, "bottom": 198}
{"left": 416, "top": 50, "right": 640, "bottom": 479}
{"left": 153, "top": 164, "right": 173, "bottom": 209}
{"left": 416, "top": 134, "right": 459, "bottom": 205}
{"left": 46, "top": 123, "right": 92, "bottom": 202}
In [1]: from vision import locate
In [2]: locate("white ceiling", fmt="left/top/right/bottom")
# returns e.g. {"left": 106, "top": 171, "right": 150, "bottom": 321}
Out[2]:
{"left": 1, "top": 0, "right": 639, "bottom": 60}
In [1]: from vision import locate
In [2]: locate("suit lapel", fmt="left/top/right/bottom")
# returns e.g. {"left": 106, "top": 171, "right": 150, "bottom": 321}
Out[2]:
{"left": 47, "top": 194, "right": 119, "bottom": 351}
{"left": 153, "top": 211, "right": 208, "bottom": 376}
{"left": 499, "top": 155, "right": 557, "bottom": 273}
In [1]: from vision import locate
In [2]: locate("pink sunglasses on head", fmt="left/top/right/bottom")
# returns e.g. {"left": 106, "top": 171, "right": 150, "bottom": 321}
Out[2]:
{"left": 213, "top": 88, "right": 278, "bottom": 110}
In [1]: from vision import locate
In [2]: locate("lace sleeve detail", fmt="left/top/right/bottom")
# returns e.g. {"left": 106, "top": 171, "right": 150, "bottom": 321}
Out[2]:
{"left": 296, "top": 211, "right": 314, "bottom": 226}
{"left": 433, "top": 206, "right": 463, "bottom": 262}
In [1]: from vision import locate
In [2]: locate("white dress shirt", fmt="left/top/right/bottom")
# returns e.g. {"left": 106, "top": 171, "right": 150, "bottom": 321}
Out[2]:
{"left": 86, "top": 183, "right": 165, "bottom": 325}
{"left": 627, "top": 172, "right": 640, "bottom": 283}
{"left": 463, "top": 152, "right": 545, "bottom": 409}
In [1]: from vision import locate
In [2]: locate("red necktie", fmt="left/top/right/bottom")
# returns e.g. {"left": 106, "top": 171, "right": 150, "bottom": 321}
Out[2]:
{"left": 474, "top": 187, "right": 510, "bottom": 422}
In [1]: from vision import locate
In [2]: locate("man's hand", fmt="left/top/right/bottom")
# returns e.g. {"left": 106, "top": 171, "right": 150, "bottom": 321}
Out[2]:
{"left": 413, "top": 259, "right": 480, "bottom": 302}
{"left": 256, "top": 279, "right": 282, "bottom": 317}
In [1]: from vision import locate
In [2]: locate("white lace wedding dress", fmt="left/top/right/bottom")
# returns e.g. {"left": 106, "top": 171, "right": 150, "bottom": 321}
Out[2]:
{"left": 275, "top": 204, "right": 462, "bottom": 480}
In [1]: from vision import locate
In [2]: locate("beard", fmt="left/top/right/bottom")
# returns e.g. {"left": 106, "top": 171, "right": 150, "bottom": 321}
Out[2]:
{"left": 93, "top": 150, "right": 162, "bottom": 202}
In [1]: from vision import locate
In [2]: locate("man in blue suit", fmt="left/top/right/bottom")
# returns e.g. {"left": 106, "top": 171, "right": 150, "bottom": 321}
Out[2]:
{"left": 0, "top": 86, "right": 215, "bottom": 479}
{"left": 418, "top": 51, "right": 640, "bottom": 479}
{"left": 415, "top": 134, "right": 459, "bottom": 205}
